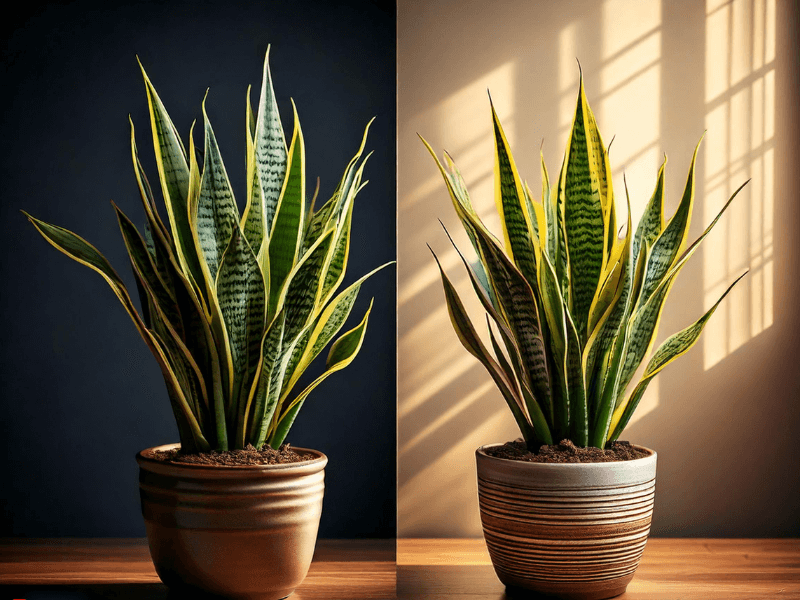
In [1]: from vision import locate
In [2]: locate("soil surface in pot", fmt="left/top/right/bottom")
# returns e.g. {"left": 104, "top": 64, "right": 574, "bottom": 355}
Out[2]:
{"left": 153, "top": 444, "right": 312, "bottom": 465}
{"left": 487, "top": 439, "right": 650, "bottom": 463}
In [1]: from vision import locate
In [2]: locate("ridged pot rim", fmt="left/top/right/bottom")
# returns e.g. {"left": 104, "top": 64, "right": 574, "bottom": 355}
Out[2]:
{"left": 476, "top": 442, "right": 656, "bottom": 469}
{"left": 136, "top": 443, "right": 328, "bottom": 478}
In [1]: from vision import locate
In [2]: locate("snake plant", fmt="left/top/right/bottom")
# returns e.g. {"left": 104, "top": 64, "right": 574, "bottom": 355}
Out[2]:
{"left": 25, "top": 48, "right": 390, "bottom": 454}
{"left": 423, "top": 73, "right": 748, "bottom": 449}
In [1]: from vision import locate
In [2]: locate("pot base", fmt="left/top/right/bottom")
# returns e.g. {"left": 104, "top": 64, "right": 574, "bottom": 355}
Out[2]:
{"left": 161, "top": 582, "right": 293, "bottom": 600}
{"left": 503, "top": 576, "right": 631, "bottom": 600}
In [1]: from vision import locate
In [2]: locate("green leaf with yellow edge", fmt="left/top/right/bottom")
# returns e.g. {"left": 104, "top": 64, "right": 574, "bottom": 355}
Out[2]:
{"left": 129, "top": 124, "right": 229, "bottom": 448}
{"left": 487, "top": 317, "right": 519, "bottom": 394}
{"left": 559, "top": 72, "right": 607, "bottom": 337}
{"left": 242, "top": 83, "right": 266, "bottom": 254}
{"left": 23, "top": 212, "right": 210, "bottom": 452}
{"left": 195, "top": 94, "right": 241, "bottom": 283}
{"left": 421, "top": 136, "right": 552, "bottom": 413}
{"left": 279, "top": 263, "right": 393, "bottom": 402}
{"left": 252, "top": 46, "right": 288, "bottom": 235}
{"left": 419, "top": 135, "right": 504, "bottom": 272}
{"left": 269, "top": 300, "right": 375, "bottom": 448}
{"left": 490, "top": 96, "right": 538, "bottom": 287}
{"left": 277, "top": 228, "right": 335, "bottom": 343}
{"left": 636, "top": 138, "right": 702, "bottom": 308}
{"left": 319, "top": 195, "right": 353, "bottom": 306}
{"left": 246, "top": 312, "right": 285, "bottom": 448}
{"left": 632, "top": 156, "right": 666, "bottom": 273}
{"left": 138, "top": 60, "right": 205, "bottom": 290}
{"left": 216, "top": 226, "right": 266, "bottom": 429}
{"left": 430, "top": 248, "right": 538, "bottom": 445}
{"left": 268, "top": 101, "right": 306, "bottom": 317}
{"left": 538, "top": 252, "right": 570, "bottom": 438}
{"left": 304, "top": 120, "right": 373, "bottom": 251}
{"left": 608, "top": 271, "right": 747, "bottom": 442}
{"left": 614, "top": 179, "right": 749, "bottom": 404}
{"left": 113, "top": 202, "right": 184, "bottom": 341}
{"left": 129, "top": 117, "right": 171, "bottom": 247}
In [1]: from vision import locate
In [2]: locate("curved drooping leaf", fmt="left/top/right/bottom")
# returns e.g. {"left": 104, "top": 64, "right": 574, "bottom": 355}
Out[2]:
{"left": 268, "top": 102, "right": 305, "bottom": 317}
{"left": 431, "top": 248, "right": 539, "bottom": 445}
{"left": 129, "top": 118, "right": 171, "bottom": 246}
{"left": 280, "top": 262, "right": 392, "bottom": 400}
{"left": 113, "top": 203, "right": 183, "bottom": 340}
{"left": 614, "top": 179, "right": 749, "bottom": 403}
{"left": 422, "top": 138, "right": 553, "bottom": 416}
{"left": 24, "top": 212, "right": 209, "bottom": 452}
{"left": 607, "top": 271, "right": 747, "bottom": 441}
{"left": 269, "top": 300, "right": 375, "bottom": 448}
{"left": 129, "top": 125, "right": 229, "bottom": 448}
{"left": 419, "top": 136, "right": 504, "bottom": 267}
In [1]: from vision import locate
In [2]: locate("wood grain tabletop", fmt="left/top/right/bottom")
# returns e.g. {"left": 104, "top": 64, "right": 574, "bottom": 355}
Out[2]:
{"left": 0, "top": 538, "right": 395, "bottom": 599}
{"left": 398, "top": 538, "right": 800, "bottom": 599}
{"left": 2, "top": 538, "right": 798, "bottom": 598}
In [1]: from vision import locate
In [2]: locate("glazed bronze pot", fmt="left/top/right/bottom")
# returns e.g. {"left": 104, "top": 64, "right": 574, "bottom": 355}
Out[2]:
{"left": 137, "top": 443, "right": 328, "bottom": 600}
{"left": 476, "top": 444, "right": 656, "bottom": 600}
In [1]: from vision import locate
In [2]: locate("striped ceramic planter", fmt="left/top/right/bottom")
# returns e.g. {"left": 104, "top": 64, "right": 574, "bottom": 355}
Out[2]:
{"left": 476, "top": 444, "right": 657, "bottom": 600}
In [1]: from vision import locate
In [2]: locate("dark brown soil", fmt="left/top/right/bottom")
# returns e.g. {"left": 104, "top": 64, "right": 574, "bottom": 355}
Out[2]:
{"left": 486, "top": 439, "right": 650, "bottom": 463}
{"left": 152, "top": 444, "right": 312, "bottom": 466}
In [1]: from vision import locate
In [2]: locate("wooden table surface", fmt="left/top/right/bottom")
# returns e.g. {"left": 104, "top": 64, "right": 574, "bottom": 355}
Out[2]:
{"left": 0, "top": 538, "right": 395, "bottom": 599}
{"left": 2, "top": 538, "right": 798, "bottom": 598}
{"left": 398, "top": 538, "right": 800, "bottom": 599}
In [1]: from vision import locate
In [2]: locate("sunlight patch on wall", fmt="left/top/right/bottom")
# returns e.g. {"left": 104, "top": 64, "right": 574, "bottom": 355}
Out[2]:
{"left": 398, "top": 61, "right": 516, "bottom": 308}
{"left": 398, "top": 61, "right": 518, "bottom": 537}
{"left": 557, "top": 0, "right": 662, "bottom": 228}
{"left": 703, "top": 0, "right": 775, "bottom": 369}
{"left": 399, "top": 409, "right": 511, "bottom": 537}
{"left": 598, "top": 0, "right": 662, "bottom": 228}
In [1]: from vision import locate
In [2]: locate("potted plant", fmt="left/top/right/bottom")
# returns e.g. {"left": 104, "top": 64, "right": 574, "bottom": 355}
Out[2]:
{"left": 24, "top": 47, "right": 390, "bottom": 599}
{"left": 421, "top": 72, "right": 748, "bottom": 600}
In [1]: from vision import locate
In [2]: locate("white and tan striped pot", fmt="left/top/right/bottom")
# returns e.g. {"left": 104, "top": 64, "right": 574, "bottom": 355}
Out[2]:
{"left": 476, "top": 444, "right": 657, "bottom": 600}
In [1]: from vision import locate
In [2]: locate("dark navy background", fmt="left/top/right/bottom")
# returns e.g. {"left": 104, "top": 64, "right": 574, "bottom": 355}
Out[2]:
{"left": 1, "top": 0, "right": 396, "bottom": 538}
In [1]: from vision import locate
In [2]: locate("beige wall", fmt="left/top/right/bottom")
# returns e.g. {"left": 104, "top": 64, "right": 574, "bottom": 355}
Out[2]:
{"left": 398, "top": 0, "right": 800, "bottom": 537}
